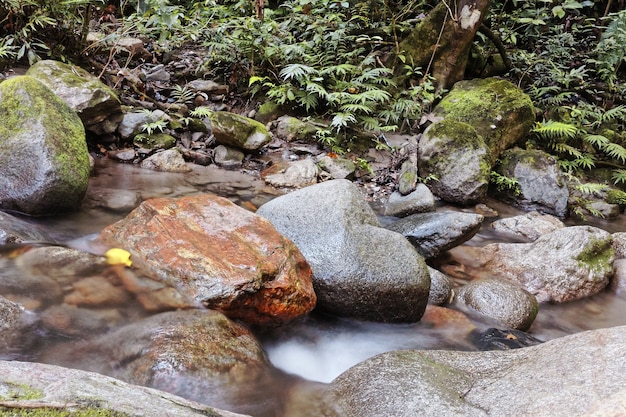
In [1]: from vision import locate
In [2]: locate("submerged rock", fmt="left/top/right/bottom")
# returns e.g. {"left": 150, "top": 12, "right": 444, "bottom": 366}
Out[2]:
{"left": 320, "top": 325, "right": 626, "bottom": 417}
{"left": 257, "top": 179, "right": 431, "bottom": 322}
{"left": 0, "top": 76, "right": 90, "bottom": 215}
{"left": 387, "top": 210, "right": 484, "bottom": 258}
{"left": 98, "top": 193, "right": 316, "bottom": 327}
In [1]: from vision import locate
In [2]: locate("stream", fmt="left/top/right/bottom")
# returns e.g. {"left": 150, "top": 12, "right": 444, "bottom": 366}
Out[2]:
{"left": 3, "top": 157, "right": 626, "bottom": 416}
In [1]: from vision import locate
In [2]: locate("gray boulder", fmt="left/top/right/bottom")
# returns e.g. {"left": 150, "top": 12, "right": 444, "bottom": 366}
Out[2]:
{"left": 387, "top": 210, "right": 484, "bottom": 258}
{"left": 0, "top": 360, "right": 249, "bottom": 417}
{"left": 0, "top": 75, "right": 90, "bottom": 215}
{"left": 257, "top": 179, "right": 431, "bottom": 322}
{"left": 427, "top": 267, "right": 453, "bottom": 305}
{"left": 383, "top": 184, "right": 435, "bottom": 217}
{"left": 321, "top": 325, "right": 626, "bottom": 417}
{"left": 495, "top": 148, "right": 569, "bottom": 217}
{"left": 490, "top": 211, "right": 565, "bottom": 241}
{"left": 462, "top": 226, "right": 614, "bottom": 302}
{"left": 210, "top": 111, "right": 271, "bottom": 151}
{"left": 455, "top": 279, "right": 538, "bottom": 330}
{"left": 140, "top": 148, "right": 192, "bottom": 172}
{"left": 418, "top": 120, "right": 491, "bottom": 204}
{"left": 26, "top": 59, "right": 122, "bottom": 134}
{"left": 263, "top": 158, "right": 319, "bottom": 188}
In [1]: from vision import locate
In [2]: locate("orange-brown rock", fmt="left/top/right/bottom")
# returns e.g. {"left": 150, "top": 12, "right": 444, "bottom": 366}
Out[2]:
{"left": 99, "top": 194, "right": 316, "bottom": 326}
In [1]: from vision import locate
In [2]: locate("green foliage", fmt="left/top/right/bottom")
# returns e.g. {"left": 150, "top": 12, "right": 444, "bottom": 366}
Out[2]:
{"left": 490, "top": 171, "right": 521, "bottom": 195}
{"left": 139, "top": 109, "right": 168, "bottom": 134}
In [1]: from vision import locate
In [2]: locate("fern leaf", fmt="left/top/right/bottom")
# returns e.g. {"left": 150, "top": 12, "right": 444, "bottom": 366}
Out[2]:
{"left": 339, "top": 103, "right": 374, "bottom": 114}
{"left": 279, "top": 64, "right": 317, "bottom": 82}
{"left": 331, "top": 112, "right": 356, "bottom": 130}
{"left": 551, "top": 142, "right": 583, "bottom": 158}
{"left": 583, "top": 134, "right": 610, "bottom": 147}
{"left": 601, "top": 142, "right": 626, "bottom": 163}
{"left": 612, "top": 169, "right": 626, "bottom": 185}
{"left": 602, "top": 105, "right": 626, "bottom": 122}
{"left": 533, "top": 120, "right": 578, "bottom": 139}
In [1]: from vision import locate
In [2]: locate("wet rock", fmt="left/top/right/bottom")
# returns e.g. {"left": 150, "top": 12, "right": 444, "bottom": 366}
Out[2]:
{"left": 140, "top": 149, "right": 192, "bottom": 172}
{"left": 44, "top": 309, "right": 270, "bottom": 414}
{"left": 108, "top": 148, "right": 137, "bottom": 161}
{"left": 0, "top": 211, "right": 52, "bottom": 244}
{"left": 210, "top": 111, "right": 271, "bottom": 151}
{"left": 418, "top": 120, "right": 491, "bottom": 205}
{"left": 321, "top": 325, "right": 626, "bottom": 417}
{"left": 263, "top": 158, "right": 319, "bottom": 188}
{"left": 612, "top": 232, "right": 626, "bottom": 258}
{"left": 427, "top": 267, "right": 453, "bottom": 305}
{"left": 433, "top": 77, "right": 535, "bottom": 163}
{"left": 469, "top": 327, "right": 543, "bottom": 350}
{"left": 274, "top": 115, "right": 319, "bottom": 142}
{"left": 463, "top": 226, "right": 614, "bottom": 302}
{"left": 495, "top": 148, "right": 569, "bottom": 217}
{"left": 0, "top": 295, "right": 37, "bottom": 355}
{"left": 585, "top": 200, "right": 621, "bottom": 219}
{"left": 0, "top": 360, "right": 249, "bottom": 417}
{"left": 317, "top": 155, "right": 355, "bottom": 180}
{"left": 397, "top": 137, "right": 418, "bottom": 195}
{"left": 383, "top": 184, "right": 435, "bottom": 217}
{"left": 609, "top": 258, "right": 626, "bottom": 296}
{"left": 387, "top": 210, "right": 484, "bottom": 259}
{"left": 490, "top": 211, "right": 564, "bottom": 241}
{"left": 118, "top": 109, "right": 167, "bottom": 139}
{"left": 98, "top": 194, "right": 316, "bottom": 327}
{"left": 26, "top": 60, "right": 122, "bottom": 134}
{"left": 63, "top": 275, "right": 133, "bottom": 307}
{"left": 40, "top": 304, "right": 123, "bottom": 336}
{"left": 0, "top": 76, "right": 90, "bottom": 215}
{"left": 455, "top": 279, "right": 538, "bottom": 331}
{"left": 214, "top": 144, "right": 245, "bottom": 169}
{"left": 257, "top": 179, "right": 430, "bottom": 322}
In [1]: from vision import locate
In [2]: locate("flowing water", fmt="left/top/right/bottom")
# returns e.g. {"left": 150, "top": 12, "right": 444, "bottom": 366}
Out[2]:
{"left": 2, "top": 157, "right": 626, "bottom": 416}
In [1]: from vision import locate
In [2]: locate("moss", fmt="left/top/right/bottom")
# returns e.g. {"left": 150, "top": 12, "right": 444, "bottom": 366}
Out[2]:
{"left": 133, "top": 133, "right": 176, "bottom": 150}
{"left": 0, "top": 406, "right": 133, "bottom": 417}
{"left": 607, "top": 189, "right": 626, "bottom": 205}
{"left": 0, "top": 382, "right": 43, "bottom": 401}
{"left": 576, "top": 236, "right": 615, "bottom": 273}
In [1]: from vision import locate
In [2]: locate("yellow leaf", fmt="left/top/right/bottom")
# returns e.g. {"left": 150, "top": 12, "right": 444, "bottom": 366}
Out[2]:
{"left": 105, "top": 248, "right": 132, "bottom": 267}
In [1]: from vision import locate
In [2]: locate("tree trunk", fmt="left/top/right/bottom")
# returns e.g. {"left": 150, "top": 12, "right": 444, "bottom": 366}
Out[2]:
{"left": 397, "top": 0, "right": 490, "bottom": 90}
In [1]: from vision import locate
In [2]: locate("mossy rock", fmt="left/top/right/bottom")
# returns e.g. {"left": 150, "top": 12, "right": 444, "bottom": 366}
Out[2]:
{"left": 417, "top": 119, "right": 490, "bottom": 205}
{"left": 209, "top": 111, "right": 271, "bottom": 151}
{"left": 0, "top": 76, "right": 90, "bottom": 215}
{"left": 433, "top": 77, "right": 535, "bottom": 163}
{"left": 26, "top": 60, "right": 121, "bottom": 133}
{"left": 133, "top": 133, "right": 176, "bottom": 150}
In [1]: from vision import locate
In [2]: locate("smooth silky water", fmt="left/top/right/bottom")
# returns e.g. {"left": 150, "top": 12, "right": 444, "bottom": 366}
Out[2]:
{"left": 2, "top": 158, "right": 626, "bottom": 417}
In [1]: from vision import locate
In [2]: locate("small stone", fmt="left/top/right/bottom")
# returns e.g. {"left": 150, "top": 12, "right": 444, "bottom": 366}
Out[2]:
{"left": 213, "top": 144, "right": 244, "bottom": 169}
{"left": 384, "top": 185, "right": 435, "bottom": 217}
{"left": 140, "top": 149, "right": 191, "bottom": 172}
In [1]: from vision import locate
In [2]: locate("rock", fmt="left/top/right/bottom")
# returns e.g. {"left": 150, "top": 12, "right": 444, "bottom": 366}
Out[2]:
{"left": 108, "top": 148, "right": 137, "bottom": 162}
{"left": 186, "top": 79, "right": 229, "bottom": 95}
{"left": 0, "top": 360, "right": 249, "bottom": 417}
{"left": 255, "top": 101, "right": 282, "bottom": 124}
{"left": 84, "top": 187, "right": 142, "bottom": 212}
{"left": 609, "top": 258, "right": 626, "bottom": 296}
{"left": 397, "top": 137, "right": 418, "bottom": 195}
{"left": 263, "top": 158, "right": 319, "bottom": 188}
{"left": 464, "top": 226, "right": 614, "bottom": 302}
{"left": 455, "top": 279, "right": 538, "bottom": 330}
{"left": 320, "top": 326, "right": 626, "bottom": 417}
{"left": 495, "top": 148, "right": 569, "bottom": 217}
{"left": 117, "top": 36, "right": 146, "bottom": 56}
{"left": 433, "top": 77, "right": 535, "bottom": 163}
{"left": 26, "top": 60, "right": 122, "bottom": 134}
{"left": 0, "top": 211, "right": 52, "bottom": 244}
{"left": 0, "top": 295, "right": 36, "bottom": 355}
{"left": 317, "top": 155, "right": 356, "bottom": 180}
{"left": 613, "top": 232, "right": 626, "bottom": 258}
{"left": 98, "top": 194, "right": 316, "bottom": 327}
{"left": 40, "top": 304, "right": 123, "bottom": 337}
{"left": 133, "top": 132, "right": 176, "bottom": 150}
{"left": 118, "top": 109, "right": 167, "bottom": 139}
{"left": 383, "top": 185, "right": 436, "bottom": 217}
{"left": 63, "top": 275, "right": 133, "bottom": 307}
{"left": 490, "top": 211, "right": 565, "bottom": 241}
{"left": 387, "top": 211, "right": 484, "bottom": 259}
{"left": 469, "top": 327, "right": 543, "bottom": 350}
{"left": 427, "top": 267, "right": 453, "bottom": 305}
{"left": 140, "top": 149, "right": 192, "bottom": 172}
{"left": 418, "top": 120, "right": 491, "bottom": 204}
{"left": 585, "top": 200, "right": 621, "bottom": 219}
{"left": 44, "top": 309, "right": 270, "bottom": 415}
{"left": 257, "top": 179, "right": 431, "bottom": 322}
{"left": 143, "top": 64, "right": 170, "bottom": 82}
{"left": 0, "top": 76, "right": 90, "bottom": 215}
{"left": 274, "top": 115, "right": 320, "bottom": 142}
{"left": 214, "top": 144, "right": 245, "bottom": 169}
{"left": 210, "top": 111, "right": 272, "bottom": 151}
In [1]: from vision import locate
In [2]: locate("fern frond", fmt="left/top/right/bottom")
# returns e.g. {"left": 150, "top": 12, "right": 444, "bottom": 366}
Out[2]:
{"left": 355, "top": 89, "right": 391, "bottom": 104}
{"left": 602, "top": 142, "right": 626, "bottom": 163}
{"left": 602, "top": 104, "right": 626, "bottom": 123}
{"left": 577, "top": 182, "right": 610, "bottom": 195}
{"left": 340, "top": 103, "right": 375, "bottom": 114}
{"left": 279, "top": 64, "right": 317, "bottom": 82}
{"left": 533, "top": 120, "right": 579, "bottom": 139}
{"left": 551, "top": 142, "right": 583, "bottom": 158}
{"left": 583, "top": 134, "right": 610, "bottom": 147}
{"left": 613, "top": 169, "right": 626, "bottom": 185}
{"left": 331, "top": 112, "right": 357, "bottom": 130}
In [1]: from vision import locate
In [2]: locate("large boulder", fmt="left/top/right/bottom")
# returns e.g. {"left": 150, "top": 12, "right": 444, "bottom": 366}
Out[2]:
{"left": 210, "top": 111, "right": 272, "bottom": 151}
{"left": 98, "top": 193, "right": 316, "bottom": 327}
{"left": 490, "top": 211, "right": 565, "bottom": 241}
{"left": 257, "top": 179, "right": 431, "bottom": 322}
{"left": 460, "top": 225, "right": 614, "bottom": 302}
{"left": 433, "top": 77, "right": 535, "bottom": 163}
{"left": 0, "top": 360, "right": 249, "bottom": 417}
{"left": 387, "top": 210, "right": 484, "bottom": 258}
{"left": 495, "top": 148, "right": 569, "bottom": 217}
{"left": 0, "top": 75, "right": 90, "bottom": 215}
{"left": 418, "top": 120, "right": 491, "bottom": 204}
{"left": 319, "top": 325, "right": 626, "bottom": 417}
{"left": 26, "top": 59, "right": 122, "bottom": 134}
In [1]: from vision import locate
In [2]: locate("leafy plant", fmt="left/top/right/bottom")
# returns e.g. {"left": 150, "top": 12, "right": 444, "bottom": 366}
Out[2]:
{"left": 490, "top": 171, "right": 521, "bottom": 195}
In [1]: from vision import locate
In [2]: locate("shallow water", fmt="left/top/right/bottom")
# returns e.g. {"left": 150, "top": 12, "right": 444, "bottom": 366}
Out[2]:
{"left": 3, "top": 157, "right": 626, "bottom": 416}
